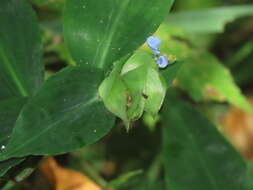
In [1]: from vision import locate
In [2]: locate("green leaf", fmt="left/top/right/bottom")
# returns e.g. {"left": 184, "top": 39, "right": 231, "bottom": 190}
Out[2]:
{"left": 0, "top": 98, "right": 27, "bottom": 177}
{"left": 0, "top": 98, "right": 27, "bottom": 146}
{"left": 174, "top": 0, "right": 221, "bottom": 11}
{"left": 162, "top": 89, "right": 248, "bottom": 190}
{"left": 246, "top": 162, "right": 253, "bottom": 190}
{"left": 167, "top": 5, "right": 253, "bottom": 34}
{"left": 63, "top": 0, "right": 174, "bottom": 71}
{"left": 0, "top": 66, "right": 115, "bottom": 160}
{"left": 155, "top": 23, "right": 193, "bottom": 60}
{"left": 0, "top": 0, "right": 44, "bottom": 100}
{"left": 161, "top": 61, "right": 184, "bottom": 86}
{"left": 177, "top": 52, "right": 253, "bottom": 113}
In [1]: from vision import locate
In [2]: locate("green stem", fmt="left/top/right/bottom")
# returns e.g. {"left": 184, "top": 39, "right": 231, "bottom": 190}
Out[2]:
{"left": 75, "top": 159, "right": 108, "bottom": 188}
{"left": 226, "top": 41, "right": 253, "bottom": 68}
{"left": 147, "top": 152, "right": 162, "bottom": 182}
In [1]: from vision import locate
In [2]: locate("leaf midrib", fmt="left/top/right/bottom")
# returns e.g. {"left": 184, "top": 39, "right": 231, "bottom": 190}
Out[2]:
{"left": 0, "top": 95, "right": 99, "bottom": 160}
{"left": 178, "top": 110, "right": 220, "bottom": 190}
{"left": 0, "top": 45, "right": 28, "bottom": 97}
{"left": 95, "top": 0, "right": 130, "bottom": 69}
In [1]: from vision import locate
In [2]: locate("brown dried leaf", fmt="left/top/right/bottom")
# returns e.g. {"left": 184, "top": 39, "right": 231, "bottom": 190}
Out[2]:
{"left": 223, "top": 100, "right": 253, "bottom": 160}
{"left": 40, "top": 157, "right": 101, "bottom": 190}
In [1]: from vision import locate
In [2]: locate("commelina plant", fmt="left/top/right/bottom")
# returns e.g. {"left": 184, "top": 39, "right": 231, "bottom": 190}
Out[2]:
{"left": 0, "top": 0, "right": 253, "bottom": 189}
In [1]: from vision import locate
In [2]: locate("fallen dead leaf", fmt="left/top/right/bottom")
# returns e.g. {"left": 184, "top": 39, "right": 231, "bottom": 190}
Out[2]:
{"left": 40, "top": 157, "right": 101, "bottom": 190}
{"left": 223, "top": 100, "right": 253, "bottom": 160}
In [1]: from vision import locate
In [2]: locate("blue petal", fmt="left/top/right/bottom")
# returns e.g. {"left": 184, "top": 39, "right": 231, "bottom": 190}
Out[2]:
{"left": 146, "top": 36, "right": 161, "bottom": 55}
{"left": 157, "top": 56, "right": 169, "bottom": 68}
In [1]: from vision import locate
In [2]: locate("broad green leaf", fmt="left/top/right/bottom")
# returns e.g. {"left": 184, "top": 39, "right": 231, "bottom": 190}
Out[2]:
{"left": 0, "top": 0, "right": 44, "bottom": 100}
{"left": 177, "top": 52, "right": 253, "bottom": 113}
{"left": 162, "top": 89, "right": 248, "bottom": 190}
{"left": 174, "top": 0, "right": 221, "bottom": 11}
{"left": 0, "top": 98, "right": 26, "bottom": 177}
{"left": 0, "top": 98, "right": 27, "bottom": 146}
{"left": 63, "top": 0, "right": 175, "bottom": 71}
{"left": 0, "top": 66, "right": 115, "bottom": 160}
{"left": 167, "top": 5, "right": 253, "bottom": 34}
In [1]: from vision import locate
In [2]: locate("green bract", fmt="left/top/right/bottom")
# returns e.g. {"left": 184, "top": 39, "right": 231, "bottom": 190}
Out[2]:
{"left": 99, "top": 51, "right": 167, "bottom": 130}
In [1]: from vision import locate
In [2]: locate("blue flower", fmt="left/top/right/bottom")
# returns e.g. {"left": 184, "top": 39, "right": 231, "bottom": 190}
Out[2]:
{"left": 146, "top": 36, "right": 161, "bottom": 55}
{"left": 146, "top": 36, "right": 171, "bottom": 69}
{"left": 156, "top": 56, "right": 169, "bottom": 69}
